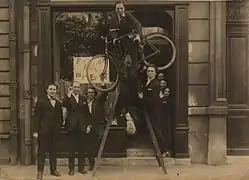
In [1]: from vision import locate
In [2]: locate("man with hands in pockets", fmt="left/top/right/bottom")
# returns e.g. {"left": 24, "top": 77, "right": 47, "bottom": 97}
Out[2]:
{"left": 62, "top": 81, "right": 91, "bottom": 175}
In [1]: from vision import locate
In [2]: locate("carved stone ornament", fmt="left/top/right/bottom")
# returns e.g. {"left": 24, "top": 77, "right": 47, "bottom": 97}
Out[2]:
{"left": 227, "top": 0, "right": 249, "bottom": 21}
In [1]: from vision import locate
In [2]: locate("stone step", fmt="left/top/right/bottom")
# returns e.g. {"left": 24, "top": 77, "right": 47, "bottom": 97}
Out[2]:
{"left": 45, "top": 157, "right": 179, "bottom": 167}
{"left": 126, "top": 148, "right": 155, "bottom": 157}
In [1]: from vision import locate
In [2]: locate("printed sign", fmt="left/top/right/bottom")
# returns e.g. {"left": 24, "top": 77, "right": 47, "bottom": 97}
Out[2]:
{"left": 73, "top": 56, "right": 110, "bottom": 84}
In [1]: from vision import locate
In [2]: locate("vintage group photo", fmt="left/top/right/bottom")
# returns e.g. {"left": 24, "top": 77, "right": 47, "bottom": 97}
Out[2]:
{"left": 32, "top": 1, "right": 175, "bottom": 179}
{"left": 0, "top": 0, "right": 246, "bottom": 179}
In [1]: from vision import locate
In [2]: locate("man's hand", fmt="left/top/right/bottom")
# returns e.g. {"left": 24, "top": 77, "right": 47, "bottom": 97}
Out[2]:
{"left": 100, "top": 72, "right": 107, "bottom": 82}
{"left": 113, "top": 39, "right": 119, "bottom": 46}
{"left": 138, "top": 92, "right": 143, "bottom": 99}
{"left": 67, "top": 86, "right": 73, "bottom": 98}
{"left": 62, "top": 107, "right": 67, "bottom": 125}
{"left": 159, "top": 91, "right": 164, "bottom": 99}
{"left": 33, "top": 132, "right": 38, "bottom": 138}
{"left": 134, "top": 35, "right": 141, "bottom": 44}
{"left": 86, "top": 125, "right": 91, "bottom": 134}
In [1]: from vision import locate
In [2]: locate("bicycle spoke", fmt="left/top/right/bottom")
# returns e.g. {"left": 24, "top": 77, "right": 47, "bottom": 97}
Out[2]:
{"left": 86, "top": 54, "right": 119, "bottom": 92}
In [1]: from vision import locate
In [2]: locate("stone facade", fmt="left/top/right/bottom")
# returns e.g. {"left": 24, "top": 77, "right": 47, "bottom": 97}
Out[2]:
{"left": 0, "top": 0, "right": 11, "bottom": 164}
{"left": 188, "top": 2, "right": 210, "bottom": 164}
{"left": 0, "top": 0, "right": 229, "bottom": 165}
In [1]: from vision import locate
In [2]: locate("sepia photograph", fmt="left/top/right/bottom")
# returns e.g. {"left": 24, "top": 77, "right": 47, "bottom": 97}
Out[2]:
{"left": 0, "top": 0, "right": 247, "bottom": 179}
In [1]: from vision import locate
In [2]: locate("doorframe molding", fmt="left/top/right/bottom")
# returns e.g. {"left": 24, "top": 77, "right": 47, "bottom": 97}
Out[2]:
{"left": 173, "top": 4, "right": 189, "bottom": 158}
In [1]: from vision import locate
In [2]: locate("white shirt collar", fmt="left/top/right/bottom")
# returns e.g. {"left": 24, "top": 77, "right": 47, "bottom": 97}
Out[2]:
{"left": 146, "top": 77, "right": 154, "bottom": 86}
{"left": 72, "top": 93, "right": 79, "bottom": 103}
{"left": 47, "top": 95, "right": 55, "bottom": 101}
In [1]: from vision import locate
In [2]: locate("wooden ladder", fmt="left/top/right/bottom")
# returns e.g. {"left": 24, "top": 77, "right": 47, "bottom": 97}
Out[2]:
{"left": 92, "top": 108, "right": 167, "bottom": 177}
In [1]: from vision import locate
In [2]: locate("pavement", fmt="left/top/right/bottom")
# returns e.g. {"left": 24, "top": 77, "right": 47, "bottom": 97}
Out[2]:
{"left": 0, "top": 156, "right": 249, "bottom": 180}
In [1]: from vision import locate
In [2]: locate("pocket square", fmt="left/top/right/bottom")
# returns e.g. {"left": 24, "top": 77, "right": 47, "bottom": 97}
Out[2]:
{"left": 148, "top": 88, "right": 152, "bottom": 91}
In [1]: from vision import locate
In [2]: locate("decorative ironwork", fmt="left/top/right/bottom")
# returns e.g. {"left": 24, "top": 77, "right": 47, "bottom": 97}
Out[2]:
{"left": 23, "top": 44, "right": 31, "bottom": 54}
{"left": 9, "top": 33, "right": 16, "bottom": 42}
{"left": 24, "top": 91, "right": 32, "bottom": 99}
{"left": 9, "top": 124, "right": 19, "bottom": 135}
{"left": 9, "top": 81, "right": 17, "bottom": 88}
{"left": 24, "top": 139, "right": 32, "bottom": 146}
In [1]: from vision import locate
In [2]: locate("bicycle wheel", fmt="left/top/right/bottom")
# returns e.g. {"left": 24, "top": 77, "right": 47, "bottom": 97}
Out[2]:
{"left": 144, "top": 33, "right": 176, "bottom": 71}
{"left": 86, "top": 54, "right": 119, "bottom": 92}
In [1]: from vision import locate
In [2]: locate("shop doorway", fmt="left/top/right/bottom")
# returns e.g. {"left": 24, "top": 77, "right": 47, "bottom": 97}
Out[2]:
{"left": 126, "top": 9, "right": 176, "bottom": 156}
{"left": 52, "top": 7, "right": 176, "bottom": 157}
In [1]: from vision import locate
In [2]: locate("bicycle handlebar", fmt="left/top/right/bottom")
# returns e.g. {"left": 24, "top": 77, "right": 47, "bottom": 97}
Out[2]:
{"left": 107, "top": 29, "right": 137, "bottom": 44}
{"left": 100, "top": 29, "right": 138, "bottom": 43}
{"left": 101, "top": 28, "right": 120, "bottom": 41}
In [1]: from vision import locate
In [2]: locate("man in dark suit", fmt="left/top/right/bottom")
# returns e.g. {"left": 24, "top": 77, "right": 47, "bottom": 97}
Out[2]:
{"left": 159, "top": 79, "right": 171, "bottom": 156}
{"left": 110, "top": 0, "right": 143, "bottom": 120}
{"left": 63, "top": 81, "right": 90, "bottom": 175}
{"left": 85, "top": 86, "right": 108, "bottom": 171}
{"left": 138, "top": 64, "right": 166, "bottom": 154}
{"left": 33, "top": 83, "right": 63, "bottom": 180}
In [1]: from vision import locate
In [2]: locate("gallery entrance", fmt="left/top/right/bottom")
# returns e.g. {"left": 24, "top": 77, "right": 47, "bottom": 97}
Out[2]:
{"left": 33, "top": 0, "right": 189, "bottom": 161}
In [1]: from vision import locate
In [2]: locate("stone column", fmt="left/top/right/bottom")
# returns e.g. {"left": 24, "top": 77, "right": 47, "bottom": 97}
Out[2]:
{"left": 17, "top": 0, "right": 32, "bottom": 164}
{"left": 9, "top": 0, "right": 18, "bottom": 165}
{"left": 207, "top": 1, "right": 228, "bottom": 165}
{"left": 23, "top": 0, "right": 32, "bottom": 164}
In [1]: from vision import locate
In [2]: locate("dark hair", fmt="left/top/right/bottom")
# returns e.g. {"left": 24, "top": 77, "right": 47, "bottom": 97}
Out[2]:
{"left": 147, "top": 64, "right": 158, "bottom": 74}
{"left": 46, "top": 83, "right": 58, "bottom": 90}
{"left": 114, "top": 0, "right": 125, "bottom": 7}
{"left": 87, "top": 86, "right": 97, "bottom": 95}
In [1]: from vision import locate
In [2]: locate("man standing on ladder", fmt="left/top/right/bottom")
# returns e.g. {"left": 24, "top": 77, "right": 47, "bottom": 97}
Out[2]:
{"left": 109, "top": 0, "right": 144, "bottom": 122}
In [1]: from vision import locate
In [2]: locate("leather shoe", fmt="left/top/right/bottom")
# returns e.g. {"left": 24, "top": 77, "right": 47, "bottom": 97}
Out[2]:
{"left": 68, "top": 170, "right": 74, "bottom": 176}
{"left": 51, "top": 170, "right": 61, "bottom": 177}
{"left": 36, "top": 172, "right": 43, "bottom": 180}
{"left": 89, "top": 164, "right": 95, "bottom": 171}
{"left": 79, "top": 169, "right": 87, "bottom": 174}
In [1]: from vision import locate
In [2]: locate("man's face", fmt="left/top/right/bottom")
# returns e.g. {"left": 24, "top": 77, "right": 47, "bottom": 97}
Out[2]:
{"left": 115, "top": 3, "right": 125, "bottom": 16}
{"left": 147, "top": 67, "right": 156, "bottom": 79}
{"left": 157, "top": 73, "right": 165, "bottom": 80}
{"left": 160, "top": 80, "right": 167, "bottom": 88}
{"left": 87, "top": 88, "right": 95, "bottom": 100}
{"left": 73, "top": 82, "right": 80, "bottom": 95}
{"left": 47, "top": 85, "right": 57, "bottom": 99}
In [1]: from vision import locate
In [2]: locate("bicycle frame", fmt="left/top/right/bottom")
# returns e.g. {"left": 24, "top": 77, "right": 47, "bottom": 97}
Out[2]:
{"left": 101, "top": 29, "right": 160, "bottom": 63}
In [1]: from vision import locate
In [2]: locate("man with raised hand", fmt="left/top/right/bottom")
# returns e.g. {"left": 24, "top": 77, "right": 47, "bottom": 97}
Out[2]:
{"left": 63, "top": 81, "right": 90, "bottom": 175}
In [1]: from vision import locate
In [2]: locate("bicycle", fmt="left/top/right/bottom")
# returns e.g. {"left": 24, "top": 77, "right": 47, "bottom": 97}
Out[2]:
{"left": 86, "top": 28, "right": 176, "bottom": 92}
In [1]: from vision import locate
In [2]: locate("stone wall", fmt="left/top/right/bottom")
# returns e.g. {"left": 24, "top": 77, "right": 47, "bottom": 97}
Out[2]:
{"left": 0, "top": 0, "right": 11, "bottom": 163}
{"left": 188, "top": 2, "right": 210, "bottom": 164}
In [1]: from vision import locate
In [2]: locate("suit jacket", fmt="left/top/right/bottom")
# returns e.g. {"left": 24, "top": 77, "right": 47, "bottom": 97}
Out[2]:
{"left": 140, "top": 78, "right": 161, "bottom": 108}
{"left": 63, "top": 94, "right": 89, "bottom": 132}
{"left": 110, "top": 12, "right": 142, "bottom": 39}
{"left": 86, "top": 92, "right": 108, "bottom": 133}
{"left": 33, "top": 96, "right": 63, "bottom": 136}
{"left": 139, "top": 78, "right": 161, "bottom": 125}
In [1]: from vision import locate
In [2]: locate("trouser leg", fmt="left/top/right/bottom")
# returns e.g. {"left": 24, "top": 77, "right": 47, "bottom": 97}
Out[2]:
{"left": 78, "top": 132, "right": 87, "bottom": 171}
{"left": 68, "top": 131, "right": 77, "bottom": 171}
{"left": 49, "top": 134, "right": 59, "bottom": 172}
{"left": 37, "top": 136, "right": 48, "bottom": 173}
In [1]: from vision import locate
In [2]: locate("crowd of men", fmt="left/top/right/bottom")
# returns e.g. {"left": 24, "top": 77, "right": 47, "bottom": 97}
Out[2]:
{"left": 33, "top": 1, "right": 172, "bottom": 180}
{"left": 33, "top": 65, "right": 171, "bottom": 180}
